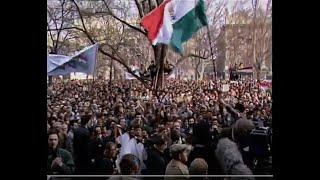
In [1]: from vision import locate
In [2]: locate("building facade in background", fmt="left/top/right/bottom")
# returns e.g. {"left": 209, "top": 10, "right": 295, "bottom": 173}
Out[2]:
{"left": 216, "top": 11, "right": 272, "bottom": 79}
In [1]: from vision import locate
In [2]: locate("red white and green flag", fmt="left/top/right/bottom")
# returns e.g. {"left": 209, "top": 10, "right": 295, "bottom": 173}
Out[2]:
{"left": 141, "top": 0, "right": 208, "bottom": 54}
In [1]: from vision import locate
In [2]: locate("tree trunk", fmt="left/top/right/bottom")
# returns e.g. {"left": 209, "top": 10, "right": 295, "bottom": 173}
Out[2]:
{"left": 153, "top": 44, "right": 168, "bottom": 90}
{"left": 256, "top": 68, "right": 261, "bottom": 80}
{"left": 199, "top": 62, "right": 206, "bottom": 80}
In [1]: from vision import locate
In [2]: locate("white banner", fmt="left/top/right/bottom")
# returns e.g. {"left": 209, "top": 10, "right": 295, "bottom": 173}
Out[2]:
{"left": 48, "top": 44, "right": 98, "bottom": 76}
{"left": 47, "top": 54, "right": 72, "bottom": 73}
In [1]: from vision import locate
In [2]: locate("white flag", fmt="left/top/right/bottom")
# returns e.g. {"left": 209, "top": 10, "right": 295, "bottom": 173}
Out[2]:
{"left": 48, "top": 44, "right": 98, "bottom": 76}
{"left": 47, "top": 54, "right": 72, "bottom": 73}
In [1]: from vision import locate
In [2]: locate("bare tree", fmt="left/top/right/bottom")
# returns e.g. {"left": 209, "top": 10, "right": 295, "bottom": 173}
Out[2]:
{"left": 47, "top": 0, "right": 77, "bottom": 54}
{"left": 220, "top": 0, "right": 271, "bottom": 79}
{"left": 252, "top": 0, "right": 272, "bottom": 78}
{"left": 186, "top": 0, "right": 228, "bottom": 81}
{"left": 48, "top": 0, "right": 212, "bottom": 90}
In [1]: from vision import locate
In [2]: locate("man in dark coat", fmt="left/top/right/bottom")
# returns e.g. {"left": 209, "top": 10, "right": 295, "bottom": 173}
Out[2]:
{"left": 94, "top": 142, "right": 118, "bottom": 175}
{"left": 89, "top": 126, "right": 107, "bottom": 172}
{"left": 188, "top": 119, "right": 223, "bottom": 176}
{"left": 144, "top": 134, "right": 169, "bottom": 176}
{"left": 73, "top": 115, "right": 91, "bottom": 174}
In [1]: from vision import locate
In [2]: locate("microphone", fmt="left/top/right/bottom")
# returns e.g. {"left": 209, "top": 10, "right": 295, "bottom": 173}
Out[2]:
{"left": 215, "top": 138, "right": 254, "bottom": 179}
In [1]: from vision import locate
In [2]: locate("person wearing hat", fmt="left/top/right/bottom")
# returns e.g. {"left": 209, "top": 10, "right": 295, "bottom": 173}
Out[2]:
{"left": 165, "top": 144, "right": 192, "bottom": 180}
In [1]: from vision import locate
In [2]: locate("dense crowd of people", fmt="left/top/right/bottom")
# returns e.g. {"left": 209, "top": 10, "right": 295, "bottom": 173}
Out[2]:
{"left": 47, "top": 77, "right": 272, "bottom": 179}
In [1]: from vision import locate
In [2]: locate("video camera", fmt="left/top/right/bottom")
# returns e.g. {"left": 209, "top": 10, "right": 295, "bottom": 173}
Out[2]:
{"left": 249, "top": 126, "right": 272, "bottom": 158}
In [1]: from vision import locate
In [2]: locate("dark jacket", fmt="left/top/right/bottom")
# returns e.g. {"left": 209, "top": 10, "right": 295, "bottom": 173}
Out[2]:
{"left": 90, "top": 135, "right": 107, "bottom": 161}
{"left": 94, "top": 158, "right": 115, "bottom": 175}
{"left": 189, "top": 123, "right": 224, "bottom": 177}
{"left": 148, "top": 64, "right": 157, "bottom": 78}
{"left": 145, "top": 146, "right": 168, "bottom": 175}
{"left": 73, "top": 126, "right": 90, "bottom": 174}
{"left": 48, "top": 148, "right": 75, "bottom": 175}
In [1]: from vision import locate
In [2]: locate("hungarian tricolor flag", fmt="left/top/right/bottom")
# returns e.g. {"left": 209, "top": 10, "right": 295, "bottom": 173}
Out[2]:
{"left": 141, "top": 0, "right": 208, "bottom": 54}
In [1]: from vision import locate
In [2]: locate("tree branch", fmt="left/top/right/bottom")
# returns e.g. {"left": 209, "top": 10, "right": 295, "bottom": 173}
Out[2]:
{"left": 72, "top": 0, "right": 90, "bottom": 34}
{"left": 107, "top": 44, "right": 152, "bottom": 89}
{"left": 134, "top": 0, "right": 144, "bottom": 18}
{"left": 148, "top": 0, "right": 152, "bottom": 12}
{"left": 47, "top": 23, "right": 55, "bottom": 52}
{"left": 175, "top": 53, "right": 209, "bottom": 68}
{"left": 47, "top": 26, "right": 86, "bottom": 32}
{"left": 47, "top": 8, "right": 59, "bottom": 51}
{"left": 155, "top": 0, "right": 163, "bottom": 7}
{"left": 54, "top": 0, "right": 66, "bottom": 53}
{"left": 61, "top": 31, "right": 71, "bottom": 46}
{"left": 103, "top": 0, "right": 146, "bottom": 36}
{"left": 70, "top": 0, "right": 151, "bottom": 89}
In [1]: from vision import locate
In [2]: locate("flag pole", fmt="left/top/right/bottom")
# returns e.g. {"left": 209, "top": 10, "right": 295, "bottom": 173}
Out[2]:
{"left": 87, "top": 44, "right": 98, "bottom": 91}
{"left": 92, "top": 44, "right": 98, "bottom": 91}
{"left": 206, "top": 25, "right": 217, "bottom": 83}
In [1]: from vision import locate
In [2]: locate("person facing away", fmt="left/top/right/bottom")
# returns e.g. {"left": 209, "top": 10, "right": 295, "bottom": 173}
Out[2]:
{"left": 73, "top": 115, "right": 91, "bottom": 174}
{"left": 145, "top": 134, "right": 169, "bottom": 176}
{"left": 165, "top": 144, "right": 192, "bottom": 180}
{"left": 189, "top": 158, "right": 208, "bottom": 180}
{"left": 108, "top": 154, "right": 140, "bottom": 180}
{"left": 48, "top": 129, "right": 75, "bottom": 175}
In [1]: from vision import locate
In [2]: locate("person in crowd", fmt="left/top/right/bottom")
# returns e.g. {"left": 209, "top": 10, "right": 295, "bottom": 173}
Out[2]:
{"left": 94, "top": 142, "right": 118, "bottom": 175}
{"left": 109, "top": 154, "right": 141, "bottom": 180}
{"left": 165, "top": 144, "right": 192, "bottom": 180}
{"left": 189, "top": 158, "right": 208, "bottom": 180}
{"left": 48, "top": 129, "right": 75, "bottom": 174}
{"left": 215, "top": 138, "right": 254, "bottom": 180}
{"left": 73, "top": 115, "right": 91, "bottom": 174}
{"left": 48, "top": 78, "right": 272, "bottom": 176}
{"left": 144, "top": 134, "right": 169, "bottom": 176}
{"left": 90, "top": 126, "right": 107, "bottom": 169}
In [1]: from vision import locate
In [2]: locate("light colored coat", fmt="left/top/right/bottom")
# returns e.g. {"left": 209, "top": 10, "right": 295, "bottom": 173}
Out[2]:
{"left": 165, "top": 159, "right": 189, "bottom": 180}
